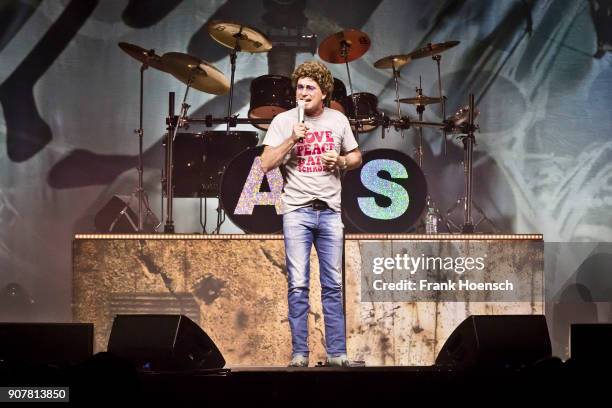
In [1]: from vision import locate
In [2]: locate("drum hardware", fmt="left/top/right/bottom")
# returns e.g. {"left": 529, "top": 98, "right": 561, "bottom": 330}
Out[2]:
{"left": 407, "top": 41, "right": 460, "bottom": 156}
{"left": 204, "top": 22, "right": 272, "bottom": 235}
{"left": 444, "top": 95, "right": 498, "bottom": 233}
{"left": 207, "top": 21, "right": 273, "bottom": 133}
{"left": 318, "top": 29, "right": 371, "bottom": 136}
{"left": 399, "top": 77, "right": 450, "bottom": 233}
{"left": 157, "top": 51, "right": 230, "bottom": 233}
{"left": 186, "top": 115, "right": 273, "bottom": 127}
{"left": 184, "top": 114, "right": 451, "bottom": 132}
{"left": 266, "top": 31, "right": 318, "bottom": 77}
{"left": 116, "top": 42, "right": 163, "bottom": 232}
{"left": 266, "top": 32, "right": 317, "bottom": 53}
{"left": 164, "top": 79, "right": 193, "bottom": 233}
{"left": 374, "top": 54, "right": 413, "bottom": 138}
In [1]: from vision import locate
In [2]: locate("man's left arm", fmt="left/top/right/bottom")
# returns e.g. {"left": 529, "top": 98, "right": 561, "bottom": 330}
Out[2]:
{"left": 339, "top": 148, "right": 362, "bottom": 171}
{"left": 322, "top": 148, "right": 362, "bottom": 171}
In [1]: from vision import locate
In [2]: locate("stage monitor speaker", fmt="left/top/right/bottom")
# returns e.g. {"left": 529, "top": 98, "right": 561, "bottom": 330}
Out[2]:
{"left": 571, "top": 323, "right": 612, "bottom": 362}
{"left": 0, "top": 323, "right": 93, "bottom": 366}
{"left": 435, "top": 315, "right": 551, "bottom": 369}
{"left": 107, "top": 314, "right": 225, "bottom": 371}
{"left": 94, "top": 195, "right": 159, "bottom": 233}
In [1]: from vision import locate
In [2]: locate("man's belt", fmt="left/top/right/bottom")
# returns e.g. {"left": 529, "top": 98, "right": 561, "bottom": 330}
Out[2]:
{"left": 310, "top": 199, "right": 329, "bottom": 211}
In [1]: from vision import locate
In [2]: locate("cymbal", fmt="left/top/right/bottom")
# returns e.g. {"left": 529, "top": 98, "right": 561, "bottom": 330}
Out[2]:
{"left": 118, "top": 42, "right": 166, "bottom": 71}
{"left": 207, "top": 20, "right": 272, "bottom": 53}
{"left": 397, "top": 94, "right": 443, "bottom": 106}
{"left": 161, "top": 52, "right": 229, "bottom": 95}
{"left": 407, "top": 41, "right": 460, "bottom": 60}
{"left": 318, "top": 29, "right": 371, "bottom": 63}
{"left": 373, "top": 54, "right": 411, "bottom": 70}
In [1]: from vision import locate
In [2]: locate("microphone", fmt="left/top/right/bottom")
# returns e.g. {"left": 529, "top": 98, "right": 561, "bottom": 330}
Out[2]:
{"left": 297, "top": 100, "right": 305, "bottom": 142}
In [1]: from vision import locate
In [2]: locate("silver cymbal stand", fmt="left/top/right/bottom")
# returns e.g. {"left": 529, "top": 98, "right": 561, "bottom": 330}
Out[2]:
{"left": 340, "top": 40, "right": 360, "bottom": 137}
{"left": 163, "top": 75, "right": 193, "bottom": 233}
{"left": 391, "top": 62, "right": 404, "bottom": 138}
{"left": 112, "top": 54, "right": 158, "bottom": 232}
{"left": 414, "top": 77, "right": 449, "bottom": 232}
{"left": 432, "top": 53, "right": 448, "bottom": 156}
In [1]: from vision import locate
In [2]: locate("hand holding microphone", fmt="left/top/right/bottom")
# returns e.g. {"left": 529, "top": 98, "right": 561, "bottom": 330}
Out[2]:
{"left": 292, "top": 100, "right": 307, "bottom": 143}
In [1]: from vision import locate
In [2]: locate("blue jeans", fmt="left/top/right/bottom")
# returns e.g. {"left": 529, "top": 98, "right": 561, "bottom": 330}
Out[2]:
{"left": 283, "top": 207, "right": 346, "bottom": 358}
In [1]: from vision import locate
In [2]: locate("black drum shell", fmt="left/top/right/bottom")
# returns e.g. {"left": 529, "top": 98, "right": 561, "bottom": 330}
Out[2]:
{"left": 248, "top": 75, "right": 295, "bottom": 130}
{"left": 345, "top": 92, "right": 380, "bottom": 131}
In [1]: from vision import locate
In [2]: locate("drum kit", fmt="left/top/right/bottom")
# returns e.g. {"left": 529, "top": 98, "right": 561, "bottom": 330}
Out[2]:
{"left": 117, "top": 21, "right": 489, "bottom": 235}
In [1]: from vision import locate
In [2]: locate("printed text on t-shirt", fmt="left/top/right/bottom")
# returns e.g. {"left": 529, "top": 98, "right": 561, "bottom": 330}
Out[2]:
{"left": 295, "top": 130, "right": 335, "bottom": 173}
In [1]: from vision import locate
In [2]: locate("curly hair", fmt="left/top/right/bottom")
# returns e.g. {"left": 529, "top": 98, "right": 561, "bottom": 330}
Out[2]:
{"left": 291, "top": 60, "right": 334, "bottom": 96}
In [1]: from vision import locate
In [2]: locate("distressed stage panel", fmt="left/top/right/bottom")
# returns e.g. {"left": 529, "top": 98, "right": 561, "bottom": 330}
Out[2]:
{"left": 73, "top": 234, "right": 544, "bottom": 367}
{"left": 72, "top": 235, "right": 327, "bottom": 366}
{"left": 344, "top": 235, "right": 544, "bottom": 366}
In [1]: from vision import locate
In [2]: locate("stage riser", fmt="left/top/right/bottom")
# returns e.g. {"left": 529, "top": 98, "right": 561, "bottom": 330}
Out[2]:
{"left": 72, "top": 235, "right": 543, "bottom": 366}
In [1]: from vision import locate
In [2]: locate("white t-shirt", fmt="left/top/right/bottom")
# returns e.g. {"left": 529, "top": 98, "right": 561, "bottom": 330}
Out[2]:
{"left": 262, "top": 106, "right": 358, "bottom": 214}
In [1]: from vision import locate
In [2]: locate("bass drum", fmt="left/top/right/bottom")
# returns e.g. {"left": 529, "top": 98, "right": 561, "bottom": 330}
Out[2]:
{"left": 248, "top": 75, "right": 295, "bottom": 130}
{"left": 342, "top": 149, "right": 427, "bottom": 233}
{"left": 220, "top": 146, "right": 283, "bottom": 234}
{"left": 173, "top": 131, "right": 258, "bottom": 197}
{"left": 326, "top": 77, "right": 347, "bottom": 114}
{"left": 345, "top": 92, "right": 380, "bottom": 132}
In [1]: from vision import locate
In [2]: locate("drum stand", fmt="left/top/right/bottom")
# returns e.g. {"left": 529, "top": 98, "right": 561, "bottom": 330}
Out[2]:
{"left": 413, "top": 83, "right": 450, "bottom": 233}
{"left": 340, "top": 41, "right": 361, "bottom": 137}
{"left": 163, "top": 77, "right": 193, "bottom": 233}
{"left": 445, "top": 94, "right": 498, "bottom": 233}
{"left": 432, "top": 54, "right": 448, "bottom": 156}
{"left": 111, "top": 60, "right": 158, "bottom": 233}
{"left": 226, "top": 46, "right": 239, "bottom": 134}
{"left": 210, "top": 43, "right": 245, "bottom": 233}
{"left": 391, "top": 63, "right": 404, "bottom": 138}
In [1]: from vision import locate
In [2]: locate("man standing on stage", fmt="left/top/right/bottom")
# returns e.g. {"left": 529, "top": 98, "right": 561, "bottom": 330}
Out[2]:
{"left": 261, "top": 61, "right": 362, "bottom": 367}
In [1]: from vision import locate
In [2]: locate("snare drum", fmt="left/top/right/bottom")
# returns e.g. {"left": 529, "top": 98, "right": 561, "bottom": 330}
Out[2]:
{"left": 345, "top": 92, "right": 380, "bottom": 131}
{"left": 248, "top": 75, "right": 295, "bottom": 130}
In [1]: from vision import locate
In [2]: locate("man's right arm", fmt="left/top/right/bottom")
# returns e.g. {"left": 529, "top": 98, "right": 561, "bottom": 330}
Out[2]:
{"left": 260, "top": 123, "right": 307, "bottom": 172}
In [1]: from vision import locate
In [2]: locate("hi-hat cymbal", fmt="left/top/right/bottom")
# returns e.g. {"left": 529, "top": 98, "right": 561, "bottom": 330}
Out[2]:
{"left": 397, "top": 94, "right": 443, "bottom": 106}
{"left": 318, "top": 29, "right": 371, "bottom": 63}
{"left": 118, "top": 42, "right": 166, "bottom": 71}
{"left": 373, "top": 54, "right": 411, "bottom": 70}
{"left": 207, "top": 20, "right": 272, "bottom": 53}
{"left": 161, "top": 52, "right": 229, "bottom": 95}
{"left": 407, "top": 41, "right": 460, "bottom": 59}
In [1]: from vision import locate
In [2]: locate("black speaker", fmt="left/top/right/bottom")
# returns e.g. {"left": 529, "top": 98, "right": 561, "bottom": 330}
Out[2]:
{"left": 0, "top": 323, "right": 93, "bottom": 366}
{"left": 435, "top": 315, "right": 552, "bottom": 369}
{"left": 107, "top": 314, "right": 225, "bottom": 371}
{"left": 94, "top": 195, "right": 159, "bottom": 233}
{"left": 571, "top": 323, "right": 612, "bottom": 361}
